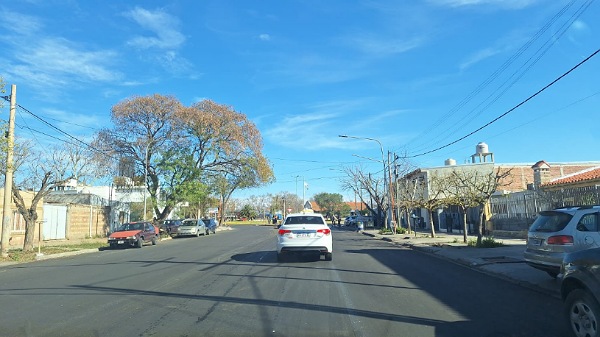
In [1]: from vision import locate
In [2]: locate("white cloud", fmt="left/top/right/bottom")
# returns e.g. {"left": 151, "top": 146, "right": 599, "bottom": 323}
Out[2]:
{"left": 125, "top": 7, "right": 185, "bottom": 50}
{"left": 0, "top": 10, "right": 42, "bottom": 35}
{"left": 459, "top": 47, "right": 500, "bottom": 70}
{"left": 346, "top": 35, "right": 423, "bottom": 57}
{"left": 263, "top": 100, "right": 371, "bottom": 150}
{"left": 259, "top": 34, "right": 271, "bottom": 41}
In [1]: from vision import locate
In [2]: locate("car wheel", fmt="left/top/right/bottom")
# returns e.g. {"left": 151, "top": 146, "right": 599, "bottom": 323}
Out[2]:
{"left": 565, "top": 289, "right": 600, "bottom": 337}
{"left": 325, "top": 252, "right": 333, "bottom": 261}
{"left": 151, "top": 236, "right": 157, "bottom": 245}
{"left": 196, "top": 230, "right": 201, "bottom": 237}
{"left": 136, "top": 237, "right": 144, "bottom": 248}
{"left": 205, "top": 229, "right": 210, "bottom": 236}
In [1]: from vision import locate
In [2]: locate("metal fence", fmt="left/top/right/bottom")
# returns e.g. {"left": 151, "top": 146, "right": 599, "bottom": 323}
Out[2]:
{"left": 490, "top": 186, "right": 600, "bottom": 231}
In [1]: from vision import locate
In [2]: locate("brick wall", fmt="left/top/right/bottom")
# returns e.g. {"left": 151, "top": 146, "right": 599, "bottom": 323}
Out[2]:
{"left": 67, "top": 204, "right": 110, "bottom": 240}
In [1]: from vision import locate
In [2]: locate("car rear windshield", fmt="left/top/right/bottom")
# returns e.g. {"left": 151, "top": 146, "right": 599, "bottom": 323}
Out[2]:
{"left": 119, "top": 223, "right": 143, "bottom": 231}
{"left": 529, "top": 211, "right": 573, "bottom": 232}
{"left": 181, "top": 220, "right": 197, "bottom": 226}
{"left": 285, "top": 216, "right": 325, "bottom": 225}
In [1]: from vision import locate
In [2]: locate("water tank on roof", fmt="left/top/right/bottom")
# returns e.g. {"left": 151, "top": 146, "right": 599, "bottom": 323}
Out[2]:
{"left": 445, "top": 158, "right": 456, "bottom": 166}
{"left": 476, "top": 142, "right": 489, "bottom": 154}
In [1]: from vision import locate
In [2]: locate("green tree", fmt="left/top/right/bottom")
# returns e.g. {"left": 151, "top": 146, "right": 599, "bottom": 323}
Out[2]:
{"left": 239, "top": 205, "right": 257, "bottom": 219}
{"left": 313, "top": 192, "right": 344, "bottom": 217}
{"left": 182, "top": 100, "right": 273, "bottom": 225}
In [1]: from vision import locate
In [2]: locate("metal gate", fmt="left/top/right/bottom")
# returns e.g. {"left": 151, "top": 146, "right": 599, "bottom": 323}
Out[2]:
{"left": 43, "top": 205, "right": 67, "bottom": 240}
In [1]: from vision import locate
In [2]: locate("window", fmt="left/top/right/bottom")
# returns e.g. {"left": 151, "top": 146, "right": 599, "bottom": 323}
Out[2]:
{"left": 577, "top": 213, "right": 598, "bottom": 232}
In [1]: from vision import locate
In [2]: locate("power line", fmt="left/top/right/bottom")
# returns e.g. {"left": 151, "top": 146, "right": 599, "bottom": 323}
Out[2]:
{"left": 406, "top": 0, "right": 594, "bottom": 154}
{"left": 0, "top": 95, "right": 115, "bottom": 158}
{"left": 406, "top": 47, "right": 600, "bottom": 158}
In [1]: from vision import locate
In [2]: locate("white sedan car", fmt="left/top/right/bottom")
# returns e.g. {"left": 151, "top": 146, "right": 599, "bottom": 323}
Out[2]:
{"left": 276, "top": 213, "right": 332, "bottom": 261}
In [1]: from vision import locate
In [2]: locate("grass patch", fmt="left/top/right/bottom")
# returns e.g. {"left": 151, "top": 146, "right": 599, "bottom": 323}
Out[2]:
{"left": 0, "top": 241, "right": 107, "bottom": 263}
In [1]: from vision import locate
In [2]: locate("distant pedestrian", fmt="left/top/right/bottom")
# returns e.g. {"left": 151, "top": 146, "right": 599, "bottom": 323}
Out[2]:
{"left": 272, "top": 215, "right": 277, "bottom": 225}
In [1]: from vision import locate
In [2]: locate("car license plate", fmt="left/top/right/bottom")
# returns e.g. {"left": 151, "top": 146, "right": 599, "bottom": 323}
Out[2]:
{"left": 118, "top": 240, "right": 125, "bottom": 244}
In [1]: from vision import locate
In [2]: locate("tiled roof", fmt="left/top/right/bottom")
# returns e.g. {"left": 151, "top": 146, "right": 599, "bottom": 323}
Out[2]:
{"left": 543, "top": 166, "right": 600, "bottom": 186}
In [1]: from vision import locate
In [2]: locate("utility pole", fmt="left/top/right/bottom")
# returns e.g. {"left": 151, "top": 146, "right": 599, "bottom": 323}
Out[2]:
{"left": 387, "top": 151, "right": 396, "bottom": 232}
{"left": 1, "top": 85, "right": 16, "bottom": 257}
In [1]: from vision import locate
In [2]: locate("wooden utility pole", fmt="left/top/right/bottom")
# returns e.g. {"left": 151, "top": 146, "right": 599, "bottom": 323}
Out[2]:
{"left": 1, "top": 84, "right": 16, "bottom": 257}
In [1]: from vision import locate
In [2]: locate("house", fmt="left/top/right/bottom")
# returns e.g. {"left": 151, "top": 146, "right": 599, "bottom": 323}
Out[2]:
{"left": 541, "top": 165, "right": 600, "bottom": 189}
{"left": 397, "top": 143, "right": 600, "bottom": 234}
{"left": 43, "top": 192, "right": 127, "bottom": 240}
{"left": 0, "top": 190, "right": 42, "bottom": 248}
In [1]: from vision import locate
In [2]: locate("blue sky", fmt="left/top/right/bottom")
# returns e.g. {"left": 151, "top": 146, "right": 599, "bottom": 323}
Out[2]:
{"left": 0, "top": 0, "right": 599, "bottom": 203}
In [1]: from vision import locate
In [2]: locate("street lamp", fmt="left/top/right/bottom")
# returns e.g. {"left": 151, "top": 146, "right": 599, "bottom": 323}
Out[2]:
{"left": 339, "top": 134, "right": 391, "bottom": 229}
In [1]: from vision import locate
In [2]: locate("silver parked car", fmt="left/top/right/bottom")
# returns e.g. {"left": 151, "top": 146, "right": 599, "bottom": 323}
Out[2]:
{"left": 524, "top": 206, "right": 600, "bottom": 278}
{"left": 176, "top": 219, "right": 207, "bottom": 237}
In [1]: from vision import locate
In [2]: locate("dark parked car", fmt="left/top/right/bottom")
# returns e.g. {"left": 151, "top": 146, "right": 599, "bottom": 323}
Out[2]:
{"left": 160, "top": 219, "right": 183, "bottom": 237}
{"left": 108, "top": 221, "right": 159, "bottom": 248}
{"left": 202, "top": 218, "right": 218, "bottom": 234}
{"left": 560, "top": 247, "right": 600, "bottom": 337}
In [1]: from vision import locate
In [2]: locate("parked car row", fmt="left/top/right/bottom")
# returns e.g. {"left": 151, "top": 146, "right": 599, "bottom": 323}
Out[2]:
{"left": 158, "top": 218, "right": 218, "bottom": 238}
{"left": 108, "top": 218, "right": 219, "bottom": 249}
{"left": 523, "top": 205, "right": 600, "bottom": 337}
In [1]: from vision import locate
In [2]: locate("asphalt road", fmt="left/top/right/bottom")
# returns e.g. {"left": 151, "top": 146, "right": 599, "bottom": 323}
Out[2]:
{"left": 0, "top": 226, "right": 568, "bottom": 337}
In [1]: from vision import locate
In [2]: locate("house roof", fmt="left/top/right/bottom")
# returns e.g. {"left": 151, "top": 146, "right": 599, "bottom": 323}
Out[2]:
{"left": 531, "top": 160, "right": 550, "bottom": 169}
{"left": 45, "top": 192, "right": 109, "bottom": 206}
{"left": 543, "top": 166, "right": 600, "bottom": 186}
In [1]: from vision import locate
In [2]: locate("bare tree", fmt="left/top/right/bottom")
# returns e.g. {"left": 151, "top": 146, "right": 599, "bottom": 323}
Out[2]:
{"left": 340, "top": 165, "right": 387, "bottom": 228}
{"left": 443, "top": 166, "right": 512, "bottom": 245}
{"left": 415, "top": 172, "right": 448, "bottom": 238}
{"left": 396, "top": 175, "right": 424, "bottom": 234}
{"left": 9, "top": 144, "right": 96, "bottom": 251}
{"left": 213, "top": 157, "right": 274, "bottom": 225}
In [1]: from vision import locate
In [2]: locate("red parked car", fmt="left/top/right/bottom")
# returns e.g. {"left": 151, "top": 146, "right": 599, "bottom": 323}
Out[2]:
{"left": 108, "top": 221, "right": 159, "bottom": 248}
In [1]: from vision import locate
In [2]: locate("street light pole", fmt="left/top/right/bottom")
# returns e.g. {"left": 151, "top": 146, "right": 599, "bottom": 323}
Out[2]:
{"left": 143, "top": 144, "right": 148, "bottom": 221}
{"left": 339, "top": 134, "right": 390, "bottom": 229}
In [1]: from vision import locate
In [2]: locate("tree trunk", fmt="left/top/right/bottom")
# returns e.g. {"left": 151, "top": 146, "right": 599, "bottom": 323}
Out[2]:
{"left": 429, "top": 209, "right": 436, "bottom": 238}
{"left": 477, "top": 206, "right": 485, "bottom": 246}
{"left": 462, "top": 210, "right": 468, "bottom": 244}
{"left": 23, "top": 215, "right": 37, "bottom": 252}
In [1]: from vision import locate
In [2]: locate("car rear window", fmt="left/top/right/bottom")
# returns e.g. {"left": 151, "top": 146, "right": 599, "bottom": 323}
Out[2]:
{"left": 182, "top": 220, "right": 197, "bottom": 226}
{"left": 285, "top": 216, "right": 325, "bottom": 225}
{"left": 529, "top": 211, "right": 573, "bottom": 232}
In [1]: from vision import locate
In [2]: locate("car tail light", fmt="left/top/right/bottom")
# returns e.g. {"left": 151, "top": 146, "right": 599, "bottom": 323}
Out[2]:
{"left": 278, "top": 229, "right": 291, "bottom": 235}
{"left": 546, "top": 235, "right": 573, "bottom": 245}
{"left": 317, "top": 228, "right": 331, "bottom": 235}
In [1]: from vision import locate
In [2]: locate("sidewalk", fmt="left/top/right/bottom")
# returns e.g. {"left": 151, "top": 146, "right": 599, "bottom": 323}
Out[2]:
{"left": 360, "top": 228, "right": 561, "bottom": 298}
